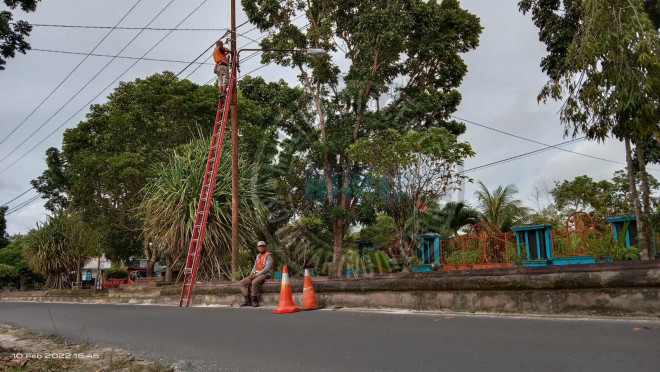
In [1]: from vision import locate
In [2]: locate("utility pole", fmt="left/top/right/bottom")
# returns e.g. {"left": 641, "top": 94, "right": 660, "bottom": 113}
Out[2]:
{"left": 230, "top": 0, "right": 240, "bottom": 280}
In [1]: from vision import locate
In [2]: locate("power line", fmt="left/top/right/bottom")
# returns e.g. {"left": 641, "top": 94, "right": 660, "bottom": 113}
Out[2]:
{"left": 194, "top": 11, "right": 310, "bottom": 82}
{"left": 24, "top": 23, "right": 227, "bottom": 31}
{"left": 6, "top": 195, "right": 41, "bottom": 216}
{"left": 0, "top": 0, "right": 176, "bottom": 166}
{"left": 462, "top": 138, "right": 586, "bottom": 173}
{"left": 0, "top": 0, "right": 144, "bottom": 147}
{"left": 31, "top": 48, "right": 215, "bottom": 65}
{"left": 1, "top": 188, "right": 34, "bottom": 207}
{"left": 451, "top": 115, "right": 634, "bottom": 168}
{"left": 176, "top": 0, "right": 291, "bottom": 81}
{"left": 0, "top": 0, "right": 211, "bottom": 175}
{"left": 176, "top": 35, "right": 225, "bottom": 78}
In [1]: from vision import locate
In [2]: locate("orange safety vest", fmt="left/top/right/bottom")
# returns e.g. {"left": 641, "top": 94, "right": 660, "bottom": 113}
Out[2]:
{"left": 254, "top": 251, "right": 273, "bottom": 274}
{"left": 213, "top": 46, "right": 228, "bottom": 65}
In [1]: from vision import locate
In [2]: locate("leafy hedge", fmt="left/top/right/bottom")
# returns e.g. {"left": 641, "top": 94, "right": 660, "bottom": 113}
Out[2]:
{"left": 104, "top": 267, "right": 129, "bottom": 279}
{"left": 0, "top": 263, "right": 18, "bottom": 287}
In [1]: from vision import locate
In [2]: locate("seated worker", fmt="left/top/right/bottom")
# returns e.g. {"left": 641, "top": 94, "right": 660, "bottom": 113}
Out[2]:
{"left": 213, "top": 39, "right": 230, "bottom": 99}
{"left": 238, "top": 241, "right": 273, "bottom": 307}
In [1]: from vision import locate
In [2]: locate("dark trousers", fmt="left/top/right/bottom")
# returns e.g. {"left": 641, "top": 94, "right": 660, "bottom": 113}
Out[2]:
{"left": 239, "top": 274, "right": 267, "bottom": 297}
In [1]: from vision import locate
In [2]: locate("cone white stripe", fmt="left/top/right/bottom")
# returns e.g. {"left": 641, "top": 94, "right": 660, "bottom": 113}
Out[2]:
{"left": 281, "top": 272, "right": 290, "bottom": 285}
{"left": 304, "top": 269, "right": 310, "bottom": 276}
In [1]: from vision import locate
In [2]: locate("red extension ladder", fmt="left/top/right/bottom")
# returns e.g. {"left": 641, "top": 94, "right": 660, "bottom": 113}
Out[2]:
{"left": 179, "top": 54, "right": 237, "bottom": 307}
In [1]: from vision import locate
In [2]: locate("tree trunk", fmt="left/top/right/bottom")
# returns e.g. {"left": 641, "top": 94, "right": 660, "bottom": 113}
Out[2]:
{"left": 147, "top": 259, "right": 155, "bottom": 277}
{"left": 165, "top": 255, "right": 173, "bottom": 283}
{"left": 145, "top": 240, "right": 155, "bottom": 277}
{"left": 96, "top": 255, "right": 102, "bottom": 289}
{"left": 76, "top": 259, "right": 83, "bottom": 289}
{"left": 332, "top": 219, "right": 344, "bottom": 276}
{"left": 625, "top": 138, "right": 650, "bottom": 259}
{"left": 634, "top": 135, "right": 656, "bottom": 260}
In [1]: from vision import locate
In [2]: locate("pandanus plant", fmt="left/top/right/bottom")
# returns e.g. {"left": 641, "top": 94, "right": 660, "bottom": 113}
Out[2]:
{"left": 139, "top": 138, "right": 270, "bottom": 281}
{"left": 23, "top": 212, "right": 93, "bottom": 289}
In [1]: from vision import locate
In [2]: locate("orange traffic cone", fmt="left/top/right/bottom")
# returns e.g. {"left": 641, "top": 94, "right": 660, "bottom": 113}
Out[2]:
{"left": 301, "top": 268, "right": 320, "bottom": 310}
{"left": 273, "top": 265, "right": 300, "bottom": 314}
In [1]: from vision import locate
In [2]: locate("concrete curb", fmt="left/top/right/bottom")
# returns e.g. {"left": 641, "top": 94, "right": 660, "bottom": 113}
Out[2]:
{"left": 2, "top": 261, "right": 659, "bottom": 317}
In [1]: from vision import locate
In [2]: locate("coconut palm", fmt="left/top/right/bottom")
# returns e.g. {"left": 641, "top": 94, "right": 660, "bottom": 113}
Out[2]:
{"left": 474, "top": 181, "right": 530, "bottom": 232}
{"left": 440, "top": 201, "right": 481, "bottom": 236}
{"left": 139, "top": 138, "right": 270, "bottom": 281}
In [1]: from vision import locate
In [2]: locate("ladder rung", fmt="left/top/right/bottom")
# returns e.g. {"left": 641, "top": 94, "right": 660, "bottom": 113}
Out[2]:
{"left": 179, "top": 60, "right": 235, "bottom": 307}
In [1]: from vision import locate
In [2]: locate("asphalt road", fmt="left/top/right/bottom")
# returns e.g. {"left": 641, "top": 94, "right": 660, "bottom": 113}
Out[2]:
{"left": 0, "top": 302, "right": 658, "bottom": 372}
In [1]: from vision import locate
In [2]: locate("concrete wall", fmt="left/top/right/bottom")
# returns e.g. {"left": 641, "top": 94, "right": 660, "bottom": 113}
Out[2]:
{"left": 2, "top": 261, "right": 659, "bottom": 317}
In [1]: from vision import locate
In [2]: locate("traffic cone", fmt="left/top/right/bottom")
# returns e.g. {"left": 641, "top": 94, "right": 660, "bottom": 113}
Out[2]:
{"left": 301, "top": 268, "right": 320, "bottom": 310}
{"left": 273, "top": 265, "right": 300, "bottom": 314}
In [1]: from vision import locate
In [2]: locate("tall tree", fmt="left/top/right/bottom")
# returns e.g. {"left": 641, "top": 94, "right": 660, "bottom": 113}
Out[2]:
{"left": 552, "top": 175, "right": 618, "bottom": 212}
{"left": 551, "top": 174, "right": 629, "bottom": 228}
{"left": 475, "top": 181, "right": 530, "bottom": 232}
{"left": 242, "top": 0, "right": 482, "bottom": 275}
{"left": 612, "top": 169, "right": 660, "bottom": 212}
{"left": 0, "top": 0, "right": 39, "bottom": 70}
{"left": 520, "top": 0, "right": 660, "bottom": 259}
{"left": 348, "top": 127, "right": 473, "bottom": 259}
{"left": 62, "top": 72, "right": 219, "bottom": 263}
{"left": 31, "top": 147, "right": 71, "bottom": 212}
{"left": 0, "top": 205, "right": 9, "bottom": 248}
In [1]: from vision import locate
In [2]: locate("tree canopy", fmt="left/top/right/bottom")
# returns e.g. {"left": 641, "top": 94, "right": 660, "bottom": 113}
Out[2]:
{"left": 0, "top": 205, "right": 9, "bottom": 248}
{"left": 30, "top": 147, "right": 70, "bottom": 212}
{"left": 0, "top": 0, "right": 39, "bottom": 70}
{"left": 242, "top": 0, "right": 482, "bottom": 274}
{"left": 519, "top": 0, "right": 660, "bottom": 259}
{"left": 60, "top": 72, "right": 218, "bottom": 261}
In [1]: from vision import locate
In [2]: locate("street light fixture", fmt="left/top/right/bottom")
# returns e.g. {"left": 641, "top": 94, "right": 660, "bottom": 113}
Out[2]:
{"left": 305, "top": 48, "right": 326, "bottom": 57}
{"left": 237, "top": 48, "right": 328, "bottom": 57}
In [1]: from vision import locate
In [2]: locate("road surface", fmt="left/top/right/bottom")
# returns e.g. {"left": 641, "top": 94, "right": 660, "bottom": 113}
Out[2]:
{"left": 0, "top": 302, "right": 658, "bottom": 371}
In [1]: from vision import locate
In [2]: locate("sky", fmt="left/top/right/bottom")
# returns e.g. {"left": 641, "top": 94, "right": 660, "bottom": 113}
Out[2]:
{"left": 1, "top": 0, "right": 655, "bottom": 235}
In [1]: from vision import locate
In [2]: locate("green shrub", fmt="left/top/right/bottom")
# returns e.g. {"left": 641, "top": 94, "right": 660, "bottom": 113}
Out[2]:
{"left": 0, "top": 244, "right": 22, "bottom": 266}
{"left": 504, "top": 244, "right": 527, "bottom": 266}
{"left": 446, "top": 249, "right": 481, "bottom": 265}
{"left": 342, "top": 249, "right": 364, "bottom": 272}
{"left": 319, "top": 262, "right": 338, "bottom": 276}
{"left": 0, "top": 263, "right": 19, "bottom": 287}
{"left": 365, "top": 250, "right": 391, "bottom": 273}
{"left": 404, "top": 255, "right": 423, "bottom": 267}
{"left": 103, "top": 267, "right": 128, "bottom": 279}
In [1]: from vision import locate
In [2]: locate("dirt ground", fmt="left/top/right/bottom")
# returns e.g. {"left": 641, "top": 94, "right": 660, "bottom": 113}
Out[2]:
{"left": 0, "top": 322, "right": 181, "bottom": 372}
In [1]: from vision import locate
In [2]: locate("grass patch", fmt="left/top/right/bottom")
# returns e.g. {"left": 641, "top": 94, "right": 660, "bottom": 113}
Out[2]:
{"left": 13, "top": 328, "right": 42, "bottom": 341}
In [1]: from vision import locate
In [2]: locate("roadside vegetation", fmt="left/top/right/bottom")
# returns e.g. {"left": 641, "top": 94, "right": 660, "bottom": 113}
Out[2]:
{"left": 1, "top": 0, "right": 658, "bottom": 291}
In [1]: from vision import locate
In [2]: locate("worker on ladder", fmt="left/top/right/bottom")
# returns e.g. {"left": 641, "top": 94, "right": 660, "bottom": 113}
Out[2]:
{"left": 239, "top": 241, "right": 273, "bottom": 307}
{"left": 213, "top": 39, "right": 230, "bottom": 99}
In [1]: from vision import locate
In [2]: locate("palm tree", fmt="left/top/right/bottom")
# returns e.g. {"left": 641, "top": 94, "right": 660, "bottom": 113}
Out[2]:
{"left": 474, "top": 181, "right": 530, "bottom": 231}
{"left": 440, "top": 201, "right": 481, "bottom": 236}
{"left": 139, "top": 138, "right": 270, "bottom": 281}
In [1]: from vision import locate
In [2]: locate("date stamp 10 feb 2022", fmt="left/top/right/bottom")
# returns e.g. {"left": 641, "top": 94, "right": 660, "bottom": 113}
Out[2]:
{"left": 11, "top": 352, "right": 100, "bottom": 360}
